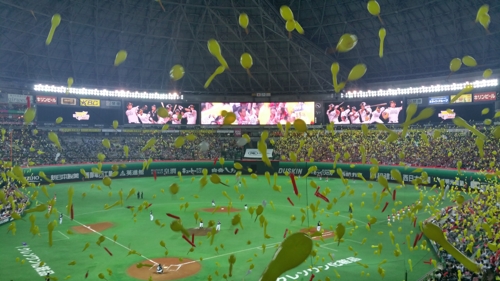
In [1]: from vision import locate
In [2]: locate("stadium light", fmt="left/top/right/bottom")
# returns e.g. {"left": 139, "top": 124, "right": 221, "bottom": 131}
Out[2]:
{"left": 343, "top": 79, "right": 498, "bottom": 99}
{"left": 33, "top": 84, "right": 183, "bottom": 100}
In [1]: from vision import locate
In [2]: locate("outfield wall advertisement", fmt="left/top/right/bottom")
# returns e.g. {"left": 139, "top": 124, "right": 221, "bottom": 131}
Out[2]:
{"left": 23, "top": 161, "right": 488, "bottom": 189}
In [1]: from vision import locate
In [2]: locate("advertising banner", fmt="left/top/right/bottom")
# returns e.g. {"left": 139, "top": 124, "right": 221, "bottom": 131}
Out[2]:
{"left": 325, "top": 99, "right": 404, "bottom": 125}
{"left": 473, "top": 92, "right": 496, "bottom": 102}
{"left": 36, "top": 96, "right": 57, "bottom": 105}
{"left": 201, "top": 102, "right": 315, "bottom": 125}
{"left": 450, "top": 94, "right": 472, "bottom": 103}
{"left": 37, "top": 106, "right": 122, "bottom": 125}
{"left": 60, "top": 97, "right": 77, "bottom": 106}
{"left": 102, "top": 100, "right": 122, "bottom": 108}
{"left": 8, "top": 94, "right": 32, "bottom": 104}
{"left": 428, "top": 96, "right": 449, "bottom": 104}
{"left": 244, "top": 149, "right": 273, "bottom": 158}
{"left": 414, "top": 103, "right": 494, "bottom": 123}
{"left": 80, "top": 98, "right": 101, "bottom": 107}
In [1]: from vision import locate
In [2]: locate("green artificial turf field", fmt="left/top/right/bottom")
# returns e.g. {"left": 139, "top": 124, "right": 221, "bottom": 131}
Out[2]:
{"left": 0, "top": 173, "right": 442, "bottom": 281}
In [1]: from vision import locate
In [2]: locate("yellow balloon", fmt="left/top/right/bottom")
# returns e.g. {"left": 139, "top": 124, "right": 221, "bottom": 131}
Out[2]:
{"left": 102, "top": 139, "right": 111, "bottom": 149}
{"left": 293, "top": 119, "right": 307, "bottom": 132}
{"left": 285, "top": 20, "right": 295, "bottom": 32}
{"left": 240, "top": 53, "right": 253, "bottom": 69}
{"left": 367, "top": 0, "right": 380, "bottom": 16}
{"left": 112, "top": 120, "right": 118, "bottom": 129}
{"left": 336, "top": 34, "right": 358, "bottom": 53}
{"left": 24, "top": 108, "right": 36, "bottom": 125}
{"left": 331, "top": 62, "right": 340, "bottom": 90}
{"left": 294, "top": 21, "right": 304, "bottom": 35}
{"left": 102, "top": 177, "right": 112, "bottom": 187}
{"left": 479, "top": 13, "right": 490, "bottom": 31}
{"left": 476, "top": 5, "right": 489, "bottom": 22}
{"left": 379, "top": 28, "right": 386, "bottom": 58}
{"left": 204, "top": 66, "right": 226, "bottom": 89}
{"left": 174, "top": 137, "right": 185, "bottom": 148}
{"left": 67, "top": 77, "right": 74, "bottom": 88}
{"left": 483, "top": 69, "right": 493, "bottom": 78}
{"left": 207, "top": 39, "right": 229, "bottom": 70}
{"left": 170, "top": 65, "right": 185, "bottom": 81}
{"left": 280, "top": 6, "right": 294, "bottom": 21}
{"left": 157, "top": 107, "right": 169, "bottom": 118}
{"left": 114, "top": 50, "right": 128, "bottom": 66}
{"left": 239, "top": 13, "right": 249, "bottom": 30}
{"left": 449, "top": 58, "right": 462, "bottom": 72}
{"left": 46, "top": 14, "right": 61, "bottom": 45}
{"left": 347, "top": 64, "right": 367, "bottom": 81}
{"left": 55, "top": 117, "right": 63, "bottom": 124}
{"left": 462, "top": 56, "right": 477, "bottom": 67}
{"left": 223, "top": 112, "right": 237, "bottom": 125}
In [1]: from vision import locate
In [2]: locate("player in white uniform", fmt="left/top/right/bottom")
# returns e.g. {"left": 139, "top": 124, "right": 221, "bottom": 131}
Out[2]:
{"left": 316, "top": 221, "right": 321, "bottom": 232}
{"left": 359, "top": 102, "right": 372, "bottom": 122}
{"left": 338, "top": 107, "right": 350, "bottom": 124}
{"left": 171, "top": 109, "right": 181, "bottom": 124}
{"left": 199, "top": 219, "right": 204, "bottom": 228}
{"left": 369, "top": 107, "right": 385, "bottom": 124}
{"left": 137, "top": 110, "right": 151, "bottom": 124}
{"left": 383, "top": 101, "right": 403, "bottom": 123}
{"left": 237, "top": 107, "right": 250, "bottom": 125}
{"left": 59, "top": 213, "right": 63, "bottom": 224}
{"left": 212, "top": 200, "right": 215, "bottom": 207}
{"left": 183, "top": 105, "right": 197, "bottom": 125}
{"left": 125, "top": 103, "right": 140, "bottom": 123}
{"left": 216, "top": 221, "right": 221, "bottom": 232}
{"left": 244, "top": 204, "right": 248, "bottom": 211}
{"left": 150, "top": 211, "right": 154, "bottom": 221}
{"left": 326, "top": 103, "right": 341, "bottom": 124}
{"left": 349, "top": 107, "right": 361, "bottom": 124}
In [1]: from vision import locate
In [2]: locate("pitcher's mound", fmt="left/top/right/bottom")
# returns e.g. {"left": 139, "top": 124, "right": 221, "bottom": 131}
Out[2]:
{"left": 126, "top": 257, "right": 201, "bottom": 280}
{"left": 188, "top": 228, "right": 212, "bottom": 236}
{"left": 72, "top": 222, "right": 113, "bottom": 234}
{"left": 300, "top": 227, "right": 335, "bottom": 240}
{"left": 202, "top": 207, "right": 241, "bottom": 213}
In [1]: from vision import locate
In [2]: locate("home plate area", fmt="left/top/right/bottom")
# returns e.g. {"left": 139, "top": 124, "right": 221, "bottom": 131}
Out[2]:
{"left": 299, "top": 227, "right": 335, "bottom": 240}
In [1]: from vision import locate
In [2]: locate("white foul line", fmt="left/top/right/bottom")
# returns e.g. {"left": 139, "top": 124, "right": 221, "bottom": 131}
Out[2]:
{"left": 63, "top": 215, "right": 157, "bottom": 265}
{"left": 58, "top": 231, "right": 69, "bottom": 239}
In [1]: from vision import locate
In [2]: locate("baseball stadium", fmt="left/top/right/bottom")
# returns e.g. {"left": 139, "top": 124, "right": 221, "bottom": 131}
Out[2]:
{"left": 0, "top": 1, "right": 499, "bottom": 281}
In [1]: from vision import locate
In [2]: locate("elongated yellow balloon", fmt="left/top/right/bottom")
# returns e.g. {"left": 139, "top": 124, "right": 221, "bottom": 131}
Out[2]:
{"left": 449, "top": 58, "right": 462, "bottom": 72}
{"left": 24, "top": 108, "right": 36, "bottom": 125}
{"left": 331, "top": 62, "right": 340, "bottom": 91}
{"left": 483, "top": 69, "right": 493, "bottom": 78}
{"left": 67, "top": 77, "right": 74, "bottom": 89}
{"left": 379, "top": 28, "right": 386, "bottom": 58}
{"left": 280, "top": 6, "right": 294, "bottom": 21}
{"left": 207, "top": 39, "right": 229, "bottom": 70}
{"left": 204, "top": 66, "right": 226, "bottom": 89}
{"left": 347, "top": 64, "right": 367, "bottom": 81}
{"left": 46, "top": 14, "right": 61, "bottom": 45}
{"left": 285, "top": 20, "right": 295, "bottom": 32}
{"left": 239, "top": 13, "right": 249, "bottom": 34}
{"left": 114, "top": 50, "right": 128, "bottom": 66}
{"left": 367, "top": 0, "right": 380, "bottom": 16}
{"left": 240, "top": 53, "right": 253, "bottom": 76}
{"left": 55, "top": 117, "right": 63, "bottom": 124}
{"left": 462, "top": 56, "right": 477, "bottom": 67}
{"left": 294, "top": 21, "right": 304, "bottom": 34}
{"left": 476, "top": 5, "right": 489, "bottom": 22}
{"left": 479, "top": 13, "right": 490, "bottom": 32}
{"left": 112, "top": 120, "right": 118, "bottom": 129}
{"left": 170, "top": 65, "right": 185, "bottom": 81}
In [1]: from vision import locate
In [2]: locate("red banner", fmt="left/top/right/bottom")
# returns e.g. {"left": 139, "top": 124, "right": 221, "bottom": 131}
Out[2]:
{"left": 36, "top": 96, "right": 57, "bottom": 104}
{"left": 473, "top": 92, "right": 496, "bottom": 102}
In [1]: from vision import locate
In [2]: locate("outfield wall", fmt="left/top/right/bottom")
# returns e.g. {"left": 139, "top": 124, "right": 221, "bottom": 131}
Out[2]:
{"left": 22, "top": 161, "right": 491, "bottom": 189}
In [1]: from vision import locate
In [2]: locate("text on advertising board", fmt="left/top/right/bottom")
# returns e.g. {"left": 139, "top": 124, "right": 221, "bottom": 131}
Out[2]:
{"left": 451, "top": 94, "right": 472, "bottom": 103}
{"left": 36, "top": 96, "right": 57, "bottom": 104}
{"left": 60, "top": 97, "right": 77, "bottom": 105}
{"left": 80, "top": 99, "right": 101, "bottom": 107}
{"left": 474, "top": 92, "right": 496, "bottom": 102}
{"left": 428, "top": 96, "right": 449, "bottom": 104}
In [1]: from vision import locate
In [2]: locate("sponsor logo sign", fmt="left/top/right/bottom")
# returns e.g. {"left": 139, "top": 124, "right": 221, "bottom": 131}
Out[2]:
{"left": 450, "top": 94, "right": 472, "bottom": 103}
{"left": 60, "top": 97, "right": 77, "bottom": 105}
{"left": 73, "top": 111, "right": 90, "bottom": 121}
{"left": 428, "top": 96, "right": 449, "bottom": 104}
{"left": 103, "top": 100, "right": 121, "bottom": 107}
{"left": 473, "top": 92, "right": 496, "bottom": 102}
{"left": 244, "top": 149, "right": 273, "bottom": 159}
{"left": 80, "top": 98, "right": 100, "bottom": 107}
{"left": 408, "top": 98, "right": 422, "bottom": 104}
{"left": 8, "top": 94, "right": 33, "bottom": 104}
{"left": 438, "top": 109, "right": 456, "bottom": 120}
{"left": 36, "top": 96, "right": 57, "bottom": 104}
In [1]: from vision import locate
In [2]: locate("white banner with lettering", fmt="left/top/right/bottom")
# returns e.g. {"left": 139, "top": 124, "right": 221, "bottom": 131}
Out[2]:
{"left": 244, "top": 149, "right": 273, "bottom": 158}
{"left": 8, "top": 94, "right": 33, "bottom": 104}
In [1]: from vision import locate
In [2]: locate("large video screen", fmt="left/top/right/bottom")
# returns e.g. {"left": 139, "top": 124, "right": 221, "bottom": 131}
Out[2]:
{"left": 37, "top": 106, "right": 122, "bottom": 125}
{"left": 415, "top": 103, "right": 494, "bottom": 124}
{"left": 200, "top": 102, "right": 315, "bottom": 125}
{"left": 324, "top": 99, "right": 405, "bottom": 124}
{"left": 123, "top": 101, "right": 199, "bottom": 125}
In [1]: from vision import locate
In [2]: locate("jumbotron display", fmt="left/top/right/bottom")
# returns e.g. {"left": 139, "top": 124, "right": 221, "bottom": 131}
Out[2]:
{"left": 200, "top": 102, "right": 315, "bottom": 125}
{"left": 324, "top": 100, "right": 404, "bottom": 124}
{"left": 124, "top": 101, "right": 198, "bottom": 125}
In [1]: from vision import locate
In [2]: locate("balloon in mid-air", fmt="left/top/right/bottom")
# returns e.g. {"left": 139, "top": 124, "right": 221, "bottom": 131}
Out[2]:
{"left": 170, "top": 65, "right": 185, "bottom": 81}
{"left": 239, "top": 13, "right": 249, "bottom": 34}
{"left": 240, "top": 53, "right": 253, "bottom": 76}
{"left": 347, "top": 64, "right": 367, "bottom": 81}
{"left": 336, "top": 34, "right": 358, "bottom": 53}
{"left": 46, "top": 14, "right": 61, "bottom": 45}
{"left": 449, "top": 58, "right": 462, "bottom": 72}
{"left": 280, "top": 6, "right": 294, "bottom": 21}
{"left": 114, "top": 50, "right": 128, "bottom": 66}
{"left": 379, "top": 28, "right": 386, "bottom": 58}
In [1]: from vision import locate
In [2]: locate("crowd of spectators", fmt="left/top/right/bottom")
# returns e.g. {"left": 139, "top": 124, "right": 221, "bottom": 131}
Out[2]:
{"left": 423, "top": 191, "right": 500, "bottom": 281}
{"left": 0, "top": 181, "right": 29, "bottom": 224}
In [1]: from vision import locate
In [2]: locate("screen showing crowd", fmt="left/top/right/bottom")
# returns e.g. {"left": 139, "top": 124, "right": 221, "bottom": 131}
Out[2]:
{"left": 124, "top": 102, "right": 198, "bottom": 125}
{"left": 200, "top": 102, "right": 315, "bottom": 125}
{"left": 325, "top": 100, "right": 404, "bottom": 124}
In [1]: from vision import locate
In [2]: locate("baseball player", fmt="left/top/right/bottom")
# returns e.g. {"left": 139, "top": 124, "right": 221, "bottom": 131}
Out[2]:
{"left": 359, "top": 102, "right": 372, "bottom": 122}
{"left": 183, "top": 105, "right": 197, "bottom": 125}
{"left": 150, "top": 211, "right": 154, "bottom": 221}
{"left": 125, "top": 103, "right": 140, "bottom": 124}
{"left": 326, "top": 103, "right": 342, "bottom": 124}
{"left": 216, "top": 221, "right": 221, "bottom": 232}
{"left": 59, "top": 213, "right": 63, "bottom": 225}
{"left": 244, "top": 204, "right": 248, "bottom": 211}
{"left": 317, "top": 221, "right": 321, "bottom": 232}
{"left": 349, "top": 204, "right": 353, "bottom": 214}
{"left": 212, "top": 200, "right": 215, "bottom": 207}
{"left": 156, "top": 264, "right": 163, "bottom": 274}
{"left": 349, "top": 106, "right": 361, "bottom": 124}
{"left": 199, "top": 219, "right": 204, "bottom": 228}
{"left": 262, "top": 200, "right": 267, "bottom": 208}
{"left": 383, "top": 101, "right": 403, "bottom": 123}
{"left": 53, "top": 193, "right": 57, "bottom": 202}
{"left": 387, "top": 215, "right": 391, "bottom": 225}
{"left": 368, "top": 106, "right": 385, "bottom": 124}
